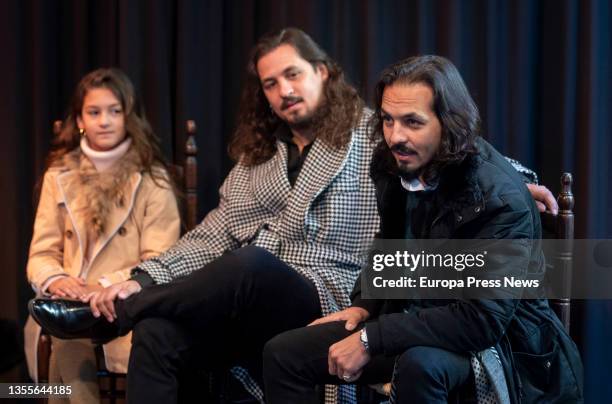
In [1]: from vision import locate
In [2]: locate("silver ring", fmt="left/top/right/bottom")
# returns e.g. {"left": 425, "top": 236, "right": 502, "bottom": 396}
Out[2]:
{"left": 341, "top": 374, "right": 353, "bottom": 381}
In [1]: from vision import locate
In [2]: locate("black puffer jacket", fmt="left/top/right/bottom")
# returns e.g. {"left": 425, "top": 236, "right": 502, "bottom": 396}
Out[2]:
{"left": 352, "top": 138, "right": 583, "bottom": 403}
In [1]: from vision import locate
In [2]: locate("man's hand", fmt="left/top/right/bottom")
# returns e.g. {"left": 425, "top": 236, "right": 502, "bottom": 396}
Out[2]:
{"left": 328, "top": 331, "right": 370, "bottom": 382}
{"left": 48, "top": 276, "right": 87, "bottom": 299}
{"left": 82, "top": 280, "right": 142, "bottom": 322}
{"left": 309, "top": 307, "right": 370, "bottom": 331}
{"left": 526, "top": 183, "right": 558, "bottom": 214}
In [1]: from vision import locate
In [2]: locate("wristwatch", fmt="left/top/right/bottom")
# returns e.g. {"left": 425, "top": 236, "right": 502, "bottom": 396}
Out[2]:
{"left": 360, "top": 327, "right": 369, "bottom": 352}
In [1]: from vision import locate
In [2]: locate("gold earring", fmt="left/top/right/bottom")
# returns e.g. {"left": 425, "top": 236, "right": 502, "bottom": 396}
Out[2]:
{"left": 79, "top": 128, "right": 86, "bottom": 137}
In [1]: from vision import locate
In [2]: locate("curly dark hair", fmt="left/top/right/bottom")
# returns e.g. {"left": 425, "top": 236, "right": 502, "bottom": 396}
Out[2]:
{"left": 229, "top": 28, "right": 364, "bottom": 166}
{"left": 370, "top": 55, "right": 480, "bottom": 184}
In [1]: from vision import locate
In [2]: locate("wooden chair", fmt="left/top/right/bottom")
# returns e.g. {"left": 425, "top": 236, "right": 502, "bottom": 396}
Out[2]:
{"left": 357, "top": 173, "right": 576, "bottom": 403}
{"left": 170, "top": 119, "right": 199, "bottom": 232}
{"left": 36, "top": 120, "right": 199, "bottom": 404}
{"left": 541, "top": 173, "right": 574, "bottom": 332}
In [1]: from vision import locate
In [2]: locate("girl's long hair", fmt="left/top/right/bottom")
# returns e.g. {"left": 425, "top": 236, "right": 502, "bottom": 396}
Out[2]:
{"left": 47, "top": 68, "right": 175, "bottom": 191}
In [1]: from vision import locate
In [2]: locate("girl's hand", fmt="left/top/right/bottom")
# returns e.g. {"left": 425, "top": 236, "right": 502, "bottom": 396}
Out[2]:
{"left": 48, "top": 276, "right": 87, "bottom": 299}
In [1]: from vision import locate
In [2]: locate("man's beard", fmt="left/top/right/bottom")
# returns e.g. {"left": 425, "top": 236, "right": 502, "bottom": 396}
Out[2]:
{"left": 287, "top": 111, "right": 316, "bottom": 132}
{"left": 281, "top": 96, "right": 328, "bottom": 133}
{"left": 389, "top": 143, "right": 423, "bottom": 181}
{"left": 396, "top": 163, "right": 422, "bottom": 182}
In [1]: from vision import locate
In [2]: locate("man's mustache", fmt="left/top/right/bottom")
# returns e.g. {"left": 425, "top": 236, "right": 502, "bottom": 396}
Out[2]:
{"left": 390, "top": 144, "right": 417, "bottom": 155}
{"left": 280, "top": 96, "right": 303, "bottom": 110}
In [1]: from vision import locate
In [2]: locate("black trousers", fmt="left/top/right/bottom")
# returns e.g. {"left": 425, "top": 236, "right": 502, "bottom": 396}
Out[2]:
{"left": 115, "top": 246, "right": 322, "bottom": 404}
{"left": 263, "top": 321, "right": 474, "bottom": 404}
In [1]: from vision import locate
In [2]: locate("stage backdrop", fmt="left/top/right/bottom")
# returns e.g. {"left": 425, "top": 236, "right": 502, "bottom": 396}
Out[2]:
{"left": 0, "top": 0, "right": 610, "bottom": 399}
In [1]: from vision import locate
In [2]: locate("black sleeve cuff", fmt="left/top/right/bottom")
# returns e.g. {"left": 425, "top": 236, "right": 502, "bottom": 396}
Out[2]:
{"left": 130, "top": 268, "right": 155, "bottom": 288}
{"left": 364, "top": 321, "right": 383, "bottom": 356}
{"left": 351, "top": 296, "right": 382, "bottom": 317}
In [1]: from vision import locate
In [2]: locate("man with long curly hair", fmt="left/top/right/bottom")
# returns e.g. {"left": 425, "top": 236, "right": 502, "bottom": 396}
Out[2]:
{"left": 31, "top": 30, "right": 556, "bottom": 403}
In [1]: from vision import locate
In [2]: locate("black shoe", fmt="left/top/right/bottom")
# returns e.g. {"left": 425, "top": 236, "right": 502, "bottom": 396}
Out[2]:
{"left": 28, "top": 298, "right": 120, "bottom": 344}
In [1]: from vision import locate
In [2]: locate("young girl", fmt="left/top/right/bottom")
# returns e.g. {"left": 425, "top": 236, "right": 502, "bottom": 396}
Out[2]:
{"left": 25, "top": 68, "right": 180, "bottom": 403}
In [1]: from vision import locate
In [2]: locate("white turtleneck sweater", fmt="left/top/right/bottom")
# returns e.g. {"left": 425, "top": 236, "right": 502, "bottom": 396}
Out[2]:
{"left": 80, "top": 136, "right": 132, "bottom": 172}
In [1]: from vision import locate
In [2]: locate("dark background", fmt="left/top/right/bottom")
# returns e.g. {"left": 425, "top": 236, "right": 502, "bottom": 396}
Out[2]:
{"left": 0, "top": 0, "right": 610, "bottom": 400}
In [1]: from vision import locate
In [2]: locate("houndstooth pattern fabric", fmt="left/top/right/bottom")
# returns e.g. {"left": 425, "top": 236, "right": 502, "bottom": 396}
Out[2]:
{"left": 230, "top": 367, "right": 265, "bottom": 404}
{"left": 388, "top": 357, "right": 400, "bottom": 404}
{"left": 471, "top": 346, "right": 511, "bottom": 404}
{"left": 139, "top": 110, "right": 378, "bottom": 404}
{"left": 506, "top": 156, "right": 538, "bottom": 184}
{"left": 477, "top": 347, "right": 511, "bottom": 404}
{"left": 472, "top": 351, "right": 498, "bottom": 404}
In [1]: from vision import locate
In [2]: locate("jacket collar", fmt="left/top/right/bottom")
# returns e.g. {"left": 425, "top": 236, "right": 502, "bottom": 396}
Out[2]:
{"left": 250, "top": 124, "right": 353, "bottom": 232}
{"left": 284, "top": 132, "right": 353, "bottom": 232}
{"left": 250, "top": 140, "right": 292, "bottom": 216}
{"left": 430, "top": 153, "right": 485, "bottom": 229}
{"left": 377, "top": 152, "right": 485, "bottom": 239}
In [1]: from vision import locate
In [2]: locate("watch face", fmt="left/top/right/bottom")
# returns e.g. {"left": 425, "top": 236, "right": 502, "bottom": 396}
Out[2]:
{"left": 360, "top": 328, "right": 369, "bottom": 350}
{"left": 361, "top": 328, "right": 368, "bottom": 341}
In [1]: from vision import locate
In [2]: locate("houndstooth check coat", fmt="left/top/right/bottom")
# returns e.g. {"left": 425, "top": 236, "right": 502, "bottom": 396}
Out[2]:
{"left": 139, "top": 109, "right": 379, "bottom": 319}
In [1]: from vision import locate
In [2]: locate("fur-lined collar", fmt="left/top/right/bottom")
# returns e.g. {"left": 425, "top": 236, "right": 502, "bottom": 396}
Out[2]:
{"left": 60, "top": 145, "right": 143, "bottom": 236}
{"left": 373, "top": 142, "right": 485, "bottom": 239}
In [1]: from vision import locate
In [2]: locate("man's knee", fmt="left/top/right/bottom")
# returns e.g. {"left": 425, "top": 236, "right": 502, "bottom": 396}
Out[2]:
{"left": 393, "top": 346, "right": 473, "bottom": 401}
{"left": 263, "top": 329, "right": 307, "bottom": 374}
{"left": 225, "top": 246, "right": 276, "bottom": 276}
{"left": 232, "top": 245, "right": 273, "bottom": 263}
{"left": 264, "top": 332, "right": 293, "bottom": 371}
{"left": 228, "top": 246, "right": 293, "bottom": 287}
{"left": 395, "top": 346, "right": 450, "bottom": 382}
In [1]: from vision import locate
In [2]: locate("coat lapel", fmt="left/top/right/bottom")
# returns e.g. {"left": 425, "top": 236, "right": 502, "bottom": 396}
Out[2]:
{"left": 89, "top": 172, "right": 142, "bottom": 265}
{"left": 56, "top": 170, "right": 87, "bottom": 273}
{"left": 283, "top": 135, "right": 353, "bottom": 233}
{"left": 250, "top": 142, "right": 291, "bottom": 215}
